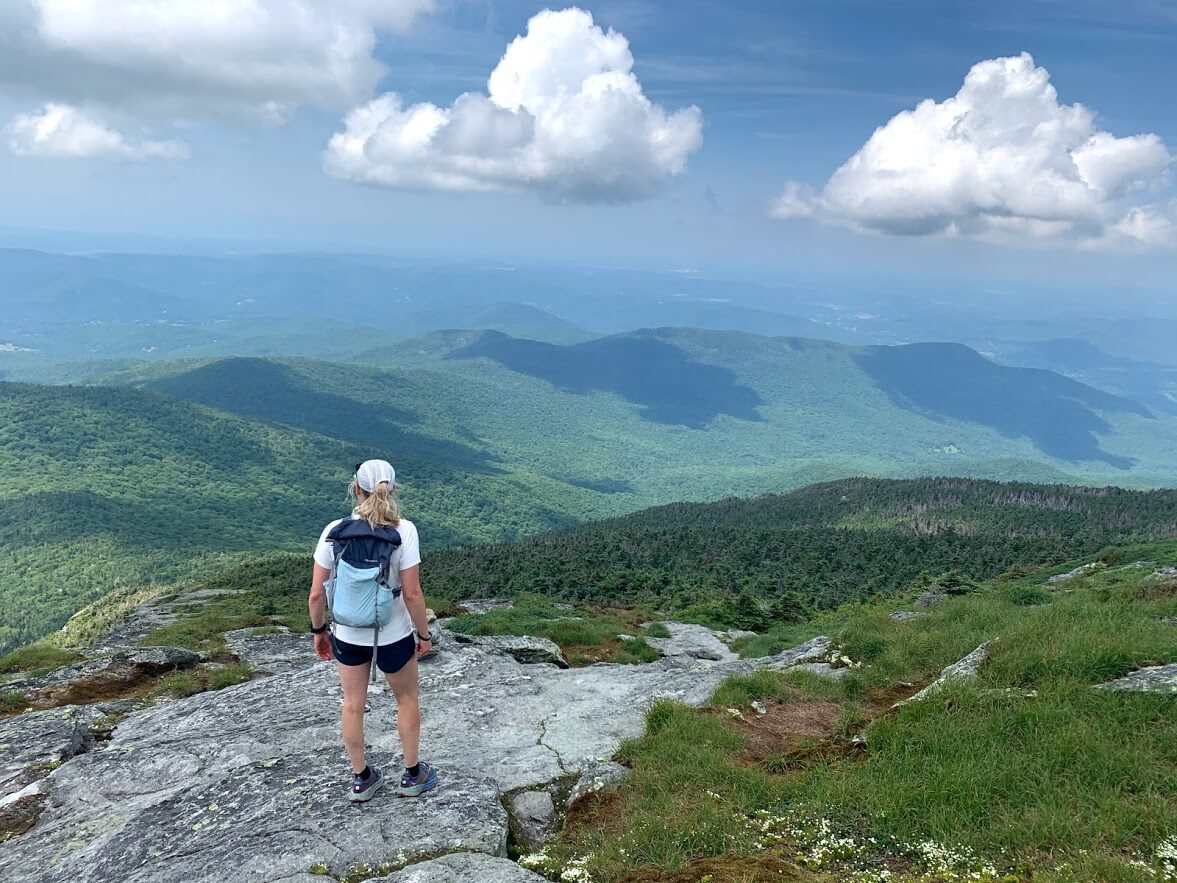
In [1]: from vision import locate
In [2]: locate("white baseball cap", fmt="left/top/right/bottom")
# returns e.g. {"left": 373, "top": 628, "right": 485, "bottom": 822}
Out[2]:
{"left": 354, "top": 459, "right": 395, "bottom": 492}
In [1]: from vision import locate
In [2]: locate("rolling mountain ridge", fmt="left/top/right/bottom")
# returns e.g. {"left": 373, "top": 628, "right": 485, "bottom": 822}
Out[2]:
{"left": 5, "top": 325, "right": 1177, "bottom": 651}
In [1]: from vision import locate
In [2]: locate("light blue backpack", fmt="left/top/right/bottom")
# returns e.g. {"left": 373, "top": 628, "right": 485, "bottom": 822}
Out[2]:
{"left": 326, "top": 517, "right": 403, "bottom": 680}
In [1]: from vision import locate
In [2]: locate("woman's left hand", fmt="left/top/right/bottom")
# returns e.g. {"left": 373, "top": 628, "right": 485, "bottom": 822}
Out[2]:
{"left": 313, "top": 632, "right": 333, "bottom": 661}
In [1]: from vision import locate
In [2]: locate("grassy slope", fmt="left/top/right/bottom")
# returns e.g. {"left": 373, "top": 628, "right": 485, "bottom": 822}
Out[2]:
{"left": 541, "top": 543, "right": 1177, "bottom": 883}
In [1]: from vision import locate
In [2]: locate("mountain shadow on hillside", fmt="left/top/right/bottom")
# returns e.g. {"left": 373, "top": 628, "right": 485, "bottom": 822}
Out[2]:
{"left": 563, "top": 477, "right": 636, "bottom": 494}
{"left": 448, "top": 330, "right": 763, "bottom": 428}
{"left": 146, "top": 358, "right": 502, "bottom": 478}
{"left": 856, "top": 343, "right": 1151, "bottom": 467}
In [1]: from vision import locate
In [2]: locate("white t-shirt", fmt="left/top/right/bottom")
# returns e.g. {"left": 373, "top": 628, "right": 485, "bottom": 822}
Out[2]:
{"left": 314, "top": 516, "right": 421, "bottom": 646}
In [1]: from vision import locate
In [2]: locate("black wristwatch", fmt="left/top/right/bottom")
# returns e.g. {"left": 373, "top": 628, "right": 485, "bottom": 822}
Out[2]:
{"left": 417, "top": 629, "right": 433, "bottom": 643}
{"left": 310, "top": 623, "right": 329, "bottom": 634}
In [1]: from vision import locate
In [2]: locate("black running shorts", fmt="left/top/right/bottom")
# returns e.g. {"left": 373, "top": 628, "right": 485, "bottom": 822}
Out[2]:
{"left": 331, "top": 633, "right": 416, "bottom": 674}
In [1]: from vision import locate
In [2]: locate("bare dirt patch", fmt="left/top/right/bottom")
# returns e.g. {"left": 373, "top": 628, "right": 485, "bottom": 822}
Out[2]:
{"left": 720, "top": 699, "right": 846, "bottom": 761}
{"left": 563, "top": 784, "right": 626, "bottom": 831}
{"left": 29, "top": 663, "right": 163, "bottom": 708}
{"left": 717, "top": 682, "right": 929, "bottom": 773}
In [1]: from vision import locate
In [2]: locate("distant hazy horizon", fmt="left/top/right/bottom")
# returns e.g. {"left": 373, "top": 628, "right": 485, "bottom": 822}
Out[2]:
{"left": 2, "top": 1, "right": 1176, "bottom": 304}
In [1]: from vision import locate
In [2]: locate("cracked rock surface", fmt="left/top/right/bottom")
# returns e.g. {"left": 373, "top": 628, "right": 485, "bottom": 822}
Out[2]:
{"left": 644, "top": 621, "right": 738, "bottom": 662}
{"left": 0, "top": 632, "right": 830, "bottom": 881}
{"left": 224, "top": 628, "right": 318, "bottom": 675}
{"left": 450, "top": 633, "right": 569, "bottom": 668}
{"left": 0, "top": 705, "right": 104, "bottom": 803}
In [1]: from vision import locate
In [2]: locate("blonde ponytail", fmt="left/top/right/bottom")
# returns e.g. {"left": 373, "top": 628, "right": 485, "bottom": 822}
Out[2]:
{"left": 349, "top": 480, "right": 400, "bottom": 527}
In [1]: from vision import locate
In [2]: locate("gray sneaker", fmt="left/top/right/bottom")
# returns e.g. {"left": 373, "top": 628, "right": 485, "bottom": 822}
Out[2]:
{"left": 396, "top": 762, "right": 438, "bottom": 797}
{"left": 348, "top": 766, "right": 384, "bottom": 802}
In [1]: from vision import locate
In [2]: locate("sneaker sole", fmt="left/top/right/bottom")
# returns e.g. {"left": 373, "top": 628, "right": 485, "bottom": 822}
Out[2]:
{"left": 348, "top": 774, "right": 384, "bottom": 803}
{"left": 396, "top": 772, "right": 438, "bottom": 798}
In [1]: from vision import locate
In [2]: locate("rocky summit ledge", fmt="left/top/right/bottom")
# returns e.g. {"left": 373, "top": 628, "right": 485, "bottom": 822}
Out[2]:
{"left": 0, "top": 629, "right": 831, "bottom": 882}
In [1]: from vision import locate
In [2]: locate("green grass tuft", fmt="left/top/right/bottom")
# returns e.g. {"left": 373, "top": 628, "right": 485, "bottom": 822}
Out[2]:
{"left": 152, "top": 671, "right": 203, "bottom": 698}
{"left": 151, "top": 662, "right": 253, "bottom": 698}
{"left": 0, "top": 690, "right": 30, "bottom": 714}
{"left": 208, "top": 662, "right": 253, "bottom": 690}
{"left": 0, "top": 642, "right": 80, "bottom": 674}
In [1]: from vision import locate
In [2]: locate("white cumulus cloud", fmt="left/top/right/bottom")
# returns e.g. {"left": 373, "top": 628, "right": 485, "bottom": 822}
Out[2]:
{"left": 0, "top": 0, "right": 434, "bottom": 120}
{"left": 324, "top": 7, "right": 704, "bottom": 202}
{"left": 774, "top": 53, "right": 1175, "bottom": 248}
{"left": 6, "top": 103, "right": 189, "bottom": 159}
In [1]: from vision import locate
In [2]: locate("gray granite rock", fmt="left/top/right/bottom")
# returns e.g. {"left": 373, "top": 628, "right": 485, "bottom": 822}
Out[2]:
{"left": 3, "top": 747, "right": 505, "bottom": 883}
{"left": 897, "top": 639, "right": 998, "bottom": 706}
{"left": 0, "top": 635, "right": 832, "bottom": 881}
{"left": 761, "top": 637, "right": 833, "bottom": 670}
{"left": 643, "top": 622, "right": 738, "bottom": 662}
{"left": 788, "top": 662, "right": 849, "bottom": 679}
{"left": 1047, "top": 563, "right": 1104, "bottom": 584}
{"left": 0, "top": 705, "right": 104, "bottom": 803}
{"left": 508, "top": 789, "right": 557, "bottom": 849}
{"left": 890, "top": 611, "right": 928, "bottom": 622}
{"left": 1094, "top": 663, "right": 1177, "bottom": 694}
{"left": 449, "top": 634, "right": 567, "bottom": 668}
{"left": 459, "top": 599, "right": 515, "bottom": 615}
{"left": 915, "top": 590, "right": 947, "bottom": 608}
{"left": 566, "top": 759, "right": 629, "bottom": 809}
{"left": 724, "top": 628, "right": 758, "bottom": 642}
{"left": 224, "top": 628, "right": 315, "bottom": 675}
{"left": 372, "top": 852, "right": 549, "bottom": 882}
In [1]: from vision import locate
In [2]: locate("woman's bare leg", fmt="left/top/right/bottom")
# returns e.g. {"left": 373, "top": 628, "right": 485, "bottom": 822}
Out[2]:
{"left": 337, "top": 660, "right": 371, "bottom": 773}
{"left": 385, "top": 656, "right": 421, "bottom": 769}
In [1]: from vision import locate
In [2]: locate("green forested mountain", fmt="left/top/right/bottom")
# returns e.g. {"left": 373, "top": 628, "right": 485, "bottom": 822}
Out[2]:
{"left": 122, "top": 328, "right": 1177, "bottom": 499}
{"left": 0, "top": 379, "right": 607, "bottom": 652}
{"left": 7, "top": 324, "right": 1177, "bottom": 652}
{"left": 425, "top": 477, "right": 1177, "bottom": 618}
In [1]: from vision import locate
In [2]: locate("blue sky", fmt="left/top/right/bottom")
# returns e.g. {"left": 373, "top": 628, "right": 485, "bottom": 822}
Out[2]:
{"left": 1, "top": 0, "right": 1175, "bottom": 299}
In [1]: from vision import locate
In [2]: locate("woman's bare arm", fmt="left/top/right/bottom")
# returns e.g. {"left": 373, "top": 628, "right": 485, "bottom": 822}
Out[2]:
{"left": 399, "top": 565, "right": 431, "bottom": 638}
{"left": 309, "top": 562, "right": 330, "bottom": 629}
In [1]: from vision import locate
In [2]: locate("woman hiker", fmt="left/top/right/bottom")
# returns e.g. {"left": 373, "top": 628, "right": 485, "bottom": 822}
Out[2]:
{"left": 308, "top": 459, "right": 439, "bottom": 801}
